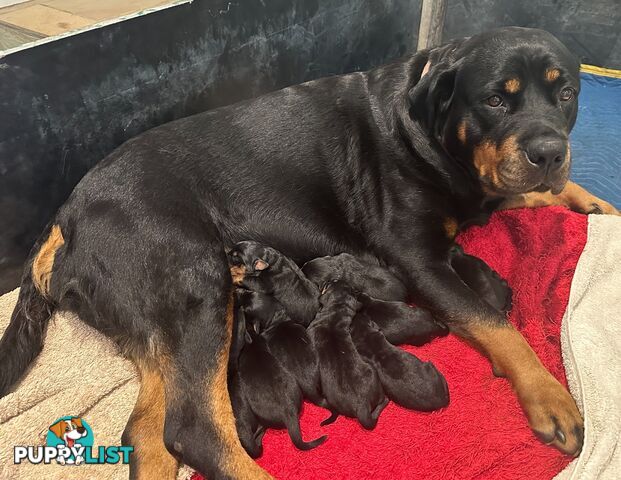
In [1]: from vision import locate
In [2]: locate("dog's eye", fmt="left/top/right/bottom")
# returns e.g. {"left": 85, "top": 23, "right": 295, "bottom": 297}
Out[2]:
{"left": 559, "top": 87, "right": 575, "bottom": 101}
{"left": 486, "top": 95, "right": 503, "bottom": 107}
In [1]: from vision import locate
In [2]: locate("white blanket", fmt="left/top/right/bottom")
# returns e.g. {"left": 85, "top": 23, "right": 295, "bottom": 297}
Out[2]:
{"left": 555, "top": 215, "right": 621, "bottom": 480}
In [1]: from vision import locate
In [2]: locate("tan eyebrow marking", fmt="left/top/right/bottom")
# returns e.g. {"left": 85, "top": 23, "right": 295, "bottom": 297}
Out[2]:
{"left": 457, "top": 120, "right": 467, "bottom": 144}
{"left": 504, "top": 78, "right": 521, "bottom": 94}
{"left": 545, "top": 68, "right": 560, "bottom": 82}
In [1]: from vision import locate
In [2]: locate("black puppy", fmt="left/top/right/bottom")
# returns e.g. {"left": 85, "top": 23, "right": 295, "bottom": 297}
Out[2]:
{"left": 308, "top": 281, "right": 388, "bottom": 429}
{"left": 301, "top": 253, "right": 448, "bottom": 346}
{"left": 351, "top": 312, "right": 450, "bottom": 411}
{"left": 238, "top": 327, "right": 327, "bottom": 451}
{"left": 236, "top": 289, "right": 323, "bottom": 405}
{"left": 229, "top": 241, "right": 320, "bottom": 326}
{"left": 235, "top": 288, "right": 289, "bottom": 332}
{"left": 357, "top": 293, "right": 449, "bottom": 346}
{"left": 302, "top": 253, "right": 408, "bottom": 301}
{"left": 449, "top": 245, "right": 512, "bottom": 313}
{"left": 228, "top": 306, "right": 264, "bottom": 458}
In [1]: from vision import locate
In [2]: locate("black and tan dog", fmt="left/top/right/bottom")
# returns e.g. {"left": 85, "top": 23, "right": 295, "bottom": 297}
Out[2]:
{"left": 2, "top": 26, "right": 618, "bottom": 479}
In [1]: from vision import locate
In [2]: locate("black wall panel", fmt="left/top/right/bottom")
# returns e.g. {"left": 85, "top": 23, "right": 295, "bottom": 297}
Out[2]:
{"left": 444, "top": 0, "right": 621, "bottom": 68}
{"left": 0, "top": 0, "right": 421, "bottom": 293}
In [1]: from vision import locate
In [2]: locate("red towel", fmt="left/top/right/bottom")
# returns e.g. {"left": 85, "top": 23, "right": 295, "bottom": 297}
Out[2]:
{"left": 193, "top": 206, "right": 587, "bottom": 480}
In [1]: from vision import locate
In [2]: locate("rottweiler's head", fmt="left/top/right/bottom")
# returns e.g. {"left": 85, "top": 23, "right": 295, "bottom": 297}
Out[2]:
{"left": 411, "top": 27, "right": 580, "bottom": 196}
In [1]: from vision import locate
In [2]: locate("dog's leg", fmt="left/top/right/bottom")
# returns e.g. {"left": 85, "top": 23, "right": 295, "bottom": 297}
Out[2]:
{"left": 403, "top": 259, "right": 583, "bottom": 455}
{"left": 160, "top": 283, "right": 273, "bottom": 480}
{"left": 499, "top": 180, "right": 620, "bottom": 215}
{"left": 122, "top": 363, "right": 177, "bottom": 480}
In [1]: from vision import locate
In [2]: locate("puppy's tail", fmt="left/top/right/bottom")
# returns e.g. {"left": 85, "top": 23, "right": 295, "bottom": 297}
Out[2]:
{"left": 287, "top": 417, "right": 327, "bottom": 451}
{"left": 0, "top": 227, "right": 57, "bottom": 397}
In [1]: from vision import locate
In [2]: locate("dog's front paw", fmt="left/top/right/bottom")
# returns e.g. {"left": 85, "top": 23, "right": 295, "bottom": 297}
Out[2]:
{"left": 518, "top": 374, "right": 584, "bottom": 456}
{"left": 56, "top": 456, "right": 66, "bottom": 465}
{"left": 586, "top": 201, "right": 620, "bottom": 216}
{"left": 74, "top": 455, "right": 84, "bottom": 465}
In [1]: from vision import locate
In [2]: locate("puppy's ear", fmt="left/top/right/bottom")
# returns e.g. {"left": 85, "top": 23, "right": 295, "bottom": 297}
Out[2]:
{"left": 72, "top": 417, "right": 83, "bottom": 428}
{"left": 253, "top": 259, "right": 269, "bottom": 271}
{"left": 49, "top": 420, "right": 65, "bottom": 439}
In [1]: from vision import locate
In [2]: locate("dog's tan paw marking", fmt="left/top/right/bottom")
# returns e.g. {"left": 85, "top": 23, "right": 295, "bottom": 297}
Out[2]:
{"left": 519, "top": 376, "right": 584, "bottom": 456}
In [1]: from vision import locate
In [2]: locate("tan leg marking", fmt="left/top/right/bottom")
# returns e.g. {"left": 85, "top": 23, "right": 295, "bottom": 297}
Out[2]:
{"left": 207, "top": 293, "right": 272, "bottom": 480}
{"left": 466, "top": 323, "right": 583, "bottom": 455}
{"left": 125, "top": 361, "right": 178, "bottom": 480}
{"left": 32, "top": 224, "right": 64, "bottom": 297}
{"left": 499, "top": 180, "right": 620, "bottom": 215}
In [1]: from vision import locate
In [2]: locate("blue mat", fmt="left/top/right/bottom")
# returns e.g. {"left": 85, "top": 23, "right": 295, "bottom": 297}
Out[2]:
{"left": 571, "top": 68, "right": 621, "bottom": 209}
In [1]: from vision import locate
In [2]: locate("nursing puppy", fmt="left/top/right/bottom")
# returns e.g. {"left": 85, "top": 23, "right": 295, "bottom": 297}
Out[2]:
{"left": 357, "top": 293, "right": 449, "bottom": 346}
{"left": 308, "top": 281, "right": 388, "bottom": 429}
{"left": 235, "top": 288, "right": 289, "bottom": 332}
{"left": 238, "top": 327, "right": 327, "bottom": 451}
{"left": 301, "top": 254, "right": 448, "bottom": 345}
{"left": 237, "top": 290, "right": 323, "bottom": 405}
{"left": 229, "top": 241, "right": 320, "bottom": 326}
{"left": 351, "top": 312, "right": 450, "bottom": 411}
{"left": 302, "top": 253, "right": 408, "bottom": 301}
{"left": 228, "top": 306, "right": 265, "bottom": 458}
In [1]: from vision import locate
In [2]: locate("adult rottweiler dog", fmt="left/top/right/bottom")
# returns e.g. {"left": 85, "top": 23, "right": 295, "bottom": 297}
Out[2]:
{"left": 1, "top": 26, "right": 618, "bottom": 478}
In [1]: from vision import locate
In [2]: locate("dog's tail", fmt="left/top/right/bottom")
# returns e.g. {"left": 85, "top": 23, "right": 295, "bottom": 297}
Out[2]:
{"left": 287, "top": 416, "right": 327, "bottom": 451}
{"left": 0, "top": 225, "right": 59, "bottom": 398}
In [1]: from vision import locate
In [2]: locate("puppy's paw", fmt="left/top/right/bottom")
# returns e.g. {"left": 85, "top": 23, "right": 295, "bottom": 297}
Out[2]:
{"left": 488, "top": 270, "right": 513, "bottom": 313}
{"left": 519, "top": 375, "right": 584, "bottom": 456}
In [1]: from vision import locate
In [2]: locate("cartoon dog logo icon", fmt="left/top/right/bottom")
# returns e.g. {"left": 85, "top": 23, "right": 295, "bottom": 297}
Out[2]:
{"left": 48, "top": 417, "right": 88, "bottom": 465}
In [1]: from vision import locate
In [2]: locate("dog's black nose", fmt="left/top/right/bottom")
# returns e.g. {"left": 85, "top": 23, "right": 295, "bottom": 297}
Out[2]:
{"left": 526, "top": 136, "right": 566, "bottom": 171}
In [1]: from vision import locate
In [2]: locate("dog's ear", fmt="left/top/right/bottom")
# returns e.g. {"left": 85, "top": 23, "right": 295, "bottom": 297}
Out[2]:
{"left": 72, "top": 417, "right": 83, "bottom": 428}
{"left": 253, "top": 259, "right": 269, "bottom": 271}
{"left": 49, "top": 420, "right": 65, "bottom": 439}
{"left": 408, "top": 38, "right": 468, "bottom": 139}
{"left": 409, "top": 57, "right": 464, "bottom": 139}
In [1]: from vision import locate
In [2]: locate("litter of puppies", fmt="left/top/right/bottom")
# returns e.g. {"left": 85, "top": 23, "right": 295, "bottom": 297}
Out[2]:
{"left": 226, "top": 241, "right": 459, "bottom": 456}
{"left": 227, "top": 240, "right": 511, "bottom": 456}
